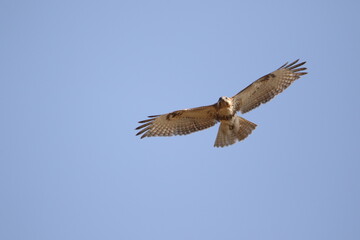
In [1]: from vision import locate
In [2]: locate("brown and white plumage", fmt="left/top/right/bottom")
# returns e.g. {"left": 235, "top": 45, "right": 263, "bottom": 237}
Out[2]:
{"left": 136, "top": 59, "right": 307, "bottom": 147}
{"left": 232, "top": 60, "right": 307, "bottom": 113}
{"left": 136, "top": 105, "right": 218, "bottom": 138}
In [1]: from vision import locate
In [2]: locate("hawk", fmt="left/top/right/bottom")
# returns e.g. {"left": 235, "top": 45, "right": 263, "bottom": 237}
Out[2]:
{"left": 136, "top": 60, "right": 307, "bottom": 147}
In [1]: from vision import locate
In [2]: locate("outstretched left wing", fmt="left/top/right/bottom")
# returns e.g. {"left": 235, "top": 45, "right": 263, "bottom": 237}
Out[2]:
{"left": 136, "top": 104, "right": 218, "bottom": 138}
{"left": 232, "top": 59, "right": 307, "bottom": 114}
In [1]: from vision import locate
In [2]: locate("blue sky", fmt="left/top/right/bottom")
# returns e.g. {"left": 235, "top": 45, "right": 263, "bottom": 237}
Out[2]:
{"left": 1, "top": 0, "right": 360, "bottom": 239}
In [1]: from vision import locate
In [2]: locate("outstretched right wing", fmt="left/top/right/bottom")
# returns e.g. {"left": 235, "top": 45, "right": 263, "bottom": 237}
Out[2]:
{"left": 136, "top": 104, "right": 218, "bottom": 138}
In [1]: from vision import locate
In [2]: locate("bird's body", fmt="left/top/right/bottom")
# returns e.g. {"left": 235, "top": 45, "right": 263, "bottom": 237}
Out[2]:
{"left": 136, "top": 60, "right": 307, "bottom": 147}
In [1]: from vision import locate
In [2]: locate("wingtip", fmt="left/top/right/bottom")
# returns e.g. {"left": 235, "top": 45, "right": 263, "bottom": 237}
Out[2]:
{"left": 279, "top": 59, "right": 307, "bottom": 70}
{"left": 278, "top": 61, "right": 289, "bottom": 69}
{"left": 286, "top": 59, "right": 300, "bottom": 68}
{"left": 136, "top": 131, "right": 147, "bottom": 138}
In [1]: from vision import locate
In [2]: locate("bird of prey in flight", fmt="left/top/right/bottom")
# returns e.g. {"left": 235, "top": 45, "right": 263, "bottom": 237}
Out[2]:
{"left": 136, "top": 60, "right": 307, "bottom": 147}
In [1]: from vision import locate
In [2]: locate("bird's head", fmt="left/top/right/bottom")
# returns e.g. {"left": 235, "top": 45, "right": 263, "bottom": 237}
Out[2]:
{"left": 217, "top": 96, "right": 231, "bottom": 107}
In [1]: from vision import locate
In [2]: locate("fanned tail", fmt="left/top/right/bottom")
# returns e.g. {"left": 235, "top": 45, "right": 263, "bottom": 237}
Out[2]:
{"left": 214, "top": 116, "right": 257, "bottom": 147}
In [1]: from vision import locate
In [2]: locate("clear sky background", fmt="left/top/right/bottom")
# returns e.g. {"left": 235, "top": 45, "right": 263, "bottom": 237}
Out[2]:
{"left": 1, "top": 0, "right": 360, "bottom": 240}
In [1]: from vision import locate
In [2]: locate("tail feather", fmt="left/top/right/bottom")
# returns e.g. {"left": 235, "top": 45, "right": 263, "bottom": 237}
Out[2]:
{"left": 214, "top": 116, "right": 257, "bottom": 147}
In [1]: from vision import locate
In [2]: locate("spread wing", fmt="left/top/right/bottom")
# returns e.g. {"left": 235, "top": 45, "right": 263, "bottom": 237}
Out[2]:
{"left": 232, "top": 59, "right": 307, "bottom": 114}
{"left": 136, "top": 104, "right": 218, "bottom": 138}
